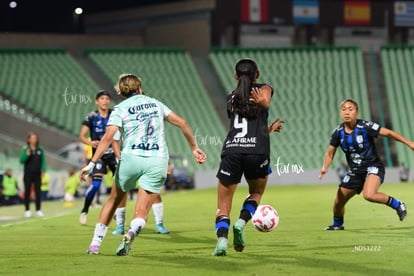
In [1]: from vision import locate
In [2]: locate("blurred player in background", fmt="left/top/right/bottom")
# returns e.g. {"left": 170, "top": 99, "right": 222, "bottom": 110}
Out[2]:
{"left": 81, "top": 73, "right": 206, "bottom": 255}
{"left": 78, "top": 91, "right": 122, "bottom": 225}
{"left": 0, "top": 168, "right": 21, "bottom": 206}
{"left": 40, "top": 171, "right": 50, "bottom": 201}
{"left": 64, "top": 168, "right": 80, "bottom": 207}
{"left": 319, "top": 99, "right": 414, "bottom": 230}
{"left": 20, "top": 132, "right": 47, "bottom": 218}
{"left": 213, "top": 59, "right": 277, "bottom": 256}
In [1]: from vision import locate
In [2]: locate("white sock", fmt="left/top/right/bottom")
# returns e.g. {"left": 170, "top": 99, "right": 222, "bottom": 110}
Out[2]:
{"left": 236, "top": 218, "right": 246, "bottom": 227}
{"left": 152, "top": 202, "right": 164, "bottom": 225}
{"left": 129, "top": 217, "right": 146, "bottom": 236}
{"left": 114, "top": 207, "right": 126, "bottom": 227}
{"left": 91, "top": 223, "right": 108, "bottom": 246}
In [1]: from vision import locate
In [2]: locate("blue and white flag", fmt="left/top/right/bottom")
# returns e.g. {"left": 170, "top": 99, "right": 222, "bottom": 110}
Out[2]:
{"left": 395, "top": 1, "right": 414, "bottom": 26}
{"left": 293, "top": 0, "right": 319, "bottom": 24}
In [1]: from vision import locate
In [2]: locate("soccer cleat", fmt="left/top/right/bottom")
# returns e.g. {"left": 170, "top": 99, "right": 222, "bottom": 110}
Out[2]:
{"left": 233, "top": 221, "right": 246, "bottom": 252}
{"left": 112, "top": 225, "right": 125, "bottom": 235}
{"left": 36, "top": 210, "right": 44, "bottom": 217}
{"left": 155, "top": 223, "right": 170, "bottom": 234}
{"left": 396, "top": 202, "right": 407, "bottom": 221}
{"left": 324, "top": 225, "right": 345, "bottom": 230}
{"left": 212, "top": 237, "right": 228, "bottom": 256}
{"left": 79, "top": 212, "right": 87, "bottom": 225}
{"left": 24, "top": 210, "right": 32, "bottom": 218}
{"left": 115, "top": 231, "right": 135, "bottom": 256}
{"left": 86, "top": 245, "right": 100, "bottom": 255}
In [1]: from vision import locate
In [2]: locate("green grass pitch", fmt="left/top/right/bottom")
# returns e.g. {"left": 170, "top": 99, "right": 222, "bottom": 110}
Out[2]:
{"left": 1, "top": 183, "right": 413, "bottom": 275}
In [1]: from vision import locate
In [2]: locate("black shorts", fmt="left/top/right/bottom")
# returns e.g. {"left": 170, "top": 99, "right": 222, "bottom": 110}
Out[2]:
{"left": 340, "top": 166, "right": 385, "bottom": 194}
{"left": 93, "top": 153, "right": 117, "bottom": 175}
{"left": 216, "top": 153, "right": 270, "bottom": 184}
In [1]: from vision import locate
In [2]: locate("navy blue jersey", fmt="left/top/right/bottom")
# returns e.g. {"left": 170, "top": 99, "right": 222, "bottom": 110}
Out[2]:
{"left": 221, "top": 83, "right": 273, "bottom": 155}
{"left": 330, "top": 119, "right": 383, "bottom": 171}
{"left": 82, "top": 109, "right": 113, "bottom": 154}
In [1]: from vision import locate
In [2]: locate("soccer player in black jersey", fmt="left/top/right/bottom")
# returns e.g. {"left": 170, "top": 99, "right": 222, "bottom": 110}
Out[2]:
{"left": 212, "top": 59, "right": 278, "bottom": 256}
{"left": 79, "top": 91, "right": 120, "bottom": 226}
{"left": 319, "top": 99, "right": 414, "bottom": 230}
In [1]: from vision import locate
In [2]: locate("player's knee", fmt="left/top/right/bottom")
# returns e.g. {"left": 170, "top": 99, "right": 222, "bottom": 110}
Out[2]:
{"left": 363, "top": 192, "right": 376, "bottom": 202}
{"left": 92, "top": 175, "right": 103, "bottom": 187}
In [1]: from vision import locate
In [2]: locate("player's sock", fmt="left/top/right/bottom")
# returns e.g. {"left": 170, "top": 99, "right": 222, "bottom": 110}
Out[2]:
{"left": 387, "top": 196, "right": 401, "bottom": 209}
{"left": 114, "top": 207, "right": 126, "bottom": 226}
{"left": 333, "top": 216, "right": 344, "bottom": 227}
{"left": 152, "top": 202, "right": 164, "bottom": 225}
{"left": 239, "top": 198, "right": 258, "bottom": 222}
{"left": 81, "top": 175, "right": 102, "bottom": 213}
{"left": 215, "top": 215, "right": 230, "bottom": 238}
{"left": 90, "top": 223, "right": 108, "bottom": 246}
{"left": 129, "top": 217, "right": 146, "bottom": 237}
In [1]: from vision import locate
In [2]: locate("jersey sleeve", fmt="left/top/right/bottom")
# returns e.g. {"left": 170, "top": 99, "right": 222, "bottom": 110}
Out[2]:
{"left": 19, "top": 145, "right": 29, "bottom": 164}
{"left": 107, "top": 106, "right": 122, "bottom": 127}
{"left": 40, "top": 147, "right": 47, "bottom": 172}
{"left": 329, "top": 127, "right": 341, "bottom": 147}
{"left": 82, "top": 112, "right": 93, "bottom": 127}
{"left": 113, "top": 130, "right": 121, "bottom": 141}
{"left": 364, "top": 121, "right": 381, "bottom": 137}
{"left": 157, "top": 100, "right": 172, "bottom": 118}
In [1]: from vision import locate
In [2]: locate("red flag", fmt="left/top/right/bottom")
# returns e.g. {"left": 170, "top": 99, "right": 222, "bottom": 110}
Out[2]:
{"left": 241, "top": 0, "right": 269, "bottom": 23}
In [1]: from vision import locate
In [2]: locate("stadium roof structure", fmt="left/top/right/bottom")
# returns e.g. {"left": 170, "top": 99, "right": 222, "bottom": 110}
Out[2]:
{"left": 0, "top": 0, "right": 184, "bottom": 33}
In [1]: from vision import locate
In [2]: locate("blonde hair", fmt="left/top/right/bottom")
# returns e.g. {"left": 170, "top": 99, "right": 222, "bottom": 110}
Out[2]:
{"left": 115, "top": 73, "right": 142, "bottom": 97}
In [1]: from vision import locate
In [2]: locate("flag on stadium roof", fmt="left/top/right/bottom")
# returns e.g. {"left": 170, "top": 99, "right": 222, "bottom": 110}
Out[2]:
{"left": 241, "top": 0, "right": 269, "bottom": 23}
{"left": 344, "top": 0, "right": 371, "bottom": 25}
{"left": 293, "top": 0, "right": 319, "bottom": 24}
{"left": 395, "top": 1, "right": 414, "bottom": 26}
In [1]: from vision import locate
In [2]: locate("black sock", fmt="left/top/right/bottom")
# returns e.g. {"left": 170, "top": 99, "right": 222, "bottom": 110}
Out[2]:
{"left": 239, "top": 198, "right": 258, "bottom": 222}
{"left": 215, "top": 215, "right": 230, "bottom": 238}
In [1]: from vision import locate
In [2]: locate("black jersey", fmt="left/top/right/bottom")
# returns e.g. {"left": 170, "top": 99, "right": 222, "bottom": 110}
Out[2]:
{"left": 330, "top": 119, "right": 383, "bottom": 171}
{"left": 221, "top": 83, "right": 273, "bottom": 155}
{"left": 82, "top": 109, "right": 113, "bottom": 155}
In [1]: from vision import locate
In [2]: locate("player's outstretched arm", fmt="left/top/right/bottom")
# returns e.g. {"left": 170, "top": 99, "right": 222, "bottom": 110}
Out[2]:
{"left": 380, "top": 127, "right": 414, "bottom": 150}
{"left": 79, "top": 125, "right": 119, "bottom": 182}
{"left": 319, "top": 145, "right": 337, "bottom": 180}
{"left": 166, "top": 112, "right": 207, "bottom": 164}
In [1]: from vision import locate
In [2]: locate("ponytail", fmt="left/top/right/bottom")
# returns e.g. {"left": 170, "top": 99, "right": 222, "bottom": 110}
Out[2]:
{"left": 228, "top": 59, "right": 260, "bottom": 119}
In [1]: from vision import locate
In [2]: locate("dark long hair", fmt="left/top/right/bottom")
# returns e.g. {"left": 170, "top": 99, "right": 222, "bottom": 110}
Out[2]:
{"left": 228, "top": 59, "right": 260, "bottom": 119}
{"left": 26, "top": 131, "right": 39, "bottom": 147}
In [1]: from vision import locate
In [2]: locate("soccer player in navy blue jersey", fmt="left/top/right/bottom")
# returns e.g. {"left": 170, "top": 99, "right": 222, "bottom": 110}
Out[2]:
{"left": 212, "top": 59, "right": 281, "bottom": 256}
{"left": 79, "top": 91, "right": 120, "bottom": 226}
{"left": 319, "top": 99, "right": 414, "bottom": 230}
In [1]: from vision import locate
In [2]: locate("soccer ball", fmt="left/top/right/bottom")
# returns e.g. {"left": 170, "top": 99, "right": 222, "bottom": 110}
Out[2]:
{"left": 251, "top": 205, "right": 279, "bottom": 232}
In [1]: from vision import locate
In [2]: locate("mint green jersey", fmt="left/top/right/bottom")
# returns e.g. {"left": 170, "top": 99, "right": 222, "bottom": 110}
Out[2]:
{"left": 108, "top": 94, "right": 172, "bottom": 158}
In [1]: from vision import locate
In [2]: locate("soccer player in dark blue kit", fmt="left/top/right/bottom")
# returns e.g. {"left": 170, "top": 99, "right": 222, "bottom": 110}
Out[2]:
{"left": 212, "top": 58, "right": 279, "bottom": 256}
{"left": 79, "top": 90, "right": 120, "bottom": 225}
{"left": 319, "top": 99, "right": 414, "bottom": 230}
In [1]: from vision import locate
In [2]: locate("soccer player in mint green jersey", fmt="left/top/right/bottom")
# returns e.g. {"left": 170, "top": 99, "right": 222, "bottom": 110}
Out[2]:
{"left": 81, "top": 73, "right": 206, "bottom": 256}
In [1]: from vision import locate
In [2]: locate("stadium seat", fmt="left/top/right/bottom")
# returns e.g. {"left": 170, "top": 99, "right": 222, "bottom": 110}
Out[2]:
{"left": 0, "top": 49, "right": 100, "bottom": 135}
{"left": 381, "top": 46, "right": 414, "bottom": 168}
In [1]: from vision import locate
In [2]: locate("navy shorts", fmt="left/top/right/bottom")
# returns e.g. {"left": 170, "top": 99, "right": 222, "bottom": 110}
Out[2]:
{"left": 340, "top": 165, "right": 385, "bottom": 194}
{"left": 93, "top": 153, "right": 117, "bottom": 175}
{"left": 216, "top": 153, "right": 270, "bottom": 185}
